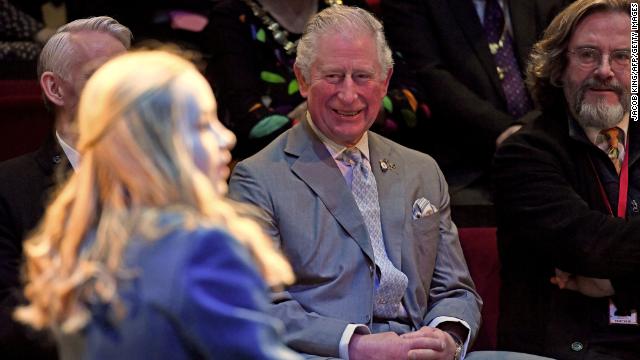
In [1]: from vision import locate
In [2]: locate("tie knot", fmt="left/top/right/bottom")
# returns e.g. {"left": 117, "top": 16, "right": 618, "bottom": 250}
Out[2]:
{"left": 342, "top": 148, "right": 363, "bottom": 166}
{"left": 600, "top": 127, "right": 625, "bottom": 148}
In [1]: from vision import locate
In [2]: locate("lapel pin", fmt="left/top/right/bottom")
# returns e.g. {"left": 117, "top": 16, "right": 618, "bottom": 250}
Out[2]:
{"left": 379, "top": 159, "right": 395, "bottom": 172}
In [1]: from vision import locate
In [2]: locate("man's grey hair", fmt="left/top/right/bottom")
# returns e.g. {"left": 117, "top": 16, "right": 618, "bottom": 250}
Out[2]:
{"left": 295, "top": 5, "right": 393, "bottom": 81}
{"left": 37, "top": 16, "right": 132, "bottom": 81}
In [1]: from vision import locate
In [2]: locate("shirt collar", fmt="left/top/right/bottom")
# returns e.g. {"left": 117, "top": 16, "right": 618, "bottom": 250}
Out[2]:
{"left": 581, "top": 115, "right": 629, "bottom": 145}
{"left": 306, "top": 112, "right": 370, "bottom": 162}
{"left": 569, "top": 113, "right": 629, "bottom": 146}
{"left": 56, "top": 131, "right": 80, "bottom": 170}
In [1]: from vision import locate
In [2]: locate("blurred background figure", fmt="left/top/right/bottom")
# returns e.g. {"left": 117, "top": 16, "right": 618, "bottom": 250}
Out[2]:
{"left": 0, "top": 0, "right": 58, "bottom": 79}
{"left": 14, "top": 50, "right": 301, "bottom": 360}
{"left": 381, "top": 0, "right": 571, "bottom": 225}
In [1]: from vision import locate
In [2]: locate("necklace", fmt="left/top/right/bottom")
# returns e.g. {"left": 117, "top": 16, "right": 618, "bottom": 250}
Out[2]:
{"left": 242, "top": 0, "right": 344, "bottom": 55}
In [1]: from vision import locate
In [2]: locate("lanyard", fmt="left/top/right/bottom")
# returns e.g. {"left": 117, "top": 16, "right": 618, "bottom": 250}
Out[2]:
{"left": 591, "top": 141, "right": 629, "bottom": 218}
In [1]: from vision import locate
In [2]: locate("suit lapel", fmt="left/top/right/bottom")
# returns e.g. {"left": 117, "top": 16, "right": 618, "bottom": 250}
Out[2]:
{"left": 448, "top": 0, "right": 503, "bottom": 95}
{"left": 287, "top": 122, "right": 375, "bottom": 262}
{"left": 369, "top": 133, "right": 405, "bottom": 269}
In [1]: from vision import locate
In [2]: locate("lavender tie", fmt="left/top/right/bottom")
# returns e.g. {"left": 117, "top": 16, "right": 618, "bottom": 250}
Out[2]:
{"left": 484, "top": 0, "right": 533, "bottom": 118}
{"left": 343, "top": 148, "right": 408, "bottom": 318}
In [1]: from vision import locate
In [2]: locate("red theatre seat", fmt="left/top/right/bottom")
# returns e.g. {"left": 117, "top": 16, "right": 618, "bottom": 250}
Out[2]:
{"left": 458, "top": 227, "right": 500, "bottom": 351}
{"left": 0, "top": 80, "right": 53, "bottom": 161}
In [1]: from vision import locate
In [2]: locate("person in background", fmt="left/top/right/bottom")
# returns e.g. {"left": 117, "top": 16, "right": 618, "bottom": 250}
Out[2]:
{"left": 15, "top": 49, "right": 302, "bottom": 360}
{"left": 0, "top": 16, "right": 131, "bottom": 358}
{"left": 493, "top": 0, "right": 639, "bottom": 358}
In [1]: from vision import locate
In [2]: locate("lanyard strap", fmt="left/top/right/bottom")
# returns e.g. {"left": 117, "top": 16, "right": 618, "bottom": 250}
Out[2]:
{"left": 590, "top": 141, "right": 629, "bottom": 218}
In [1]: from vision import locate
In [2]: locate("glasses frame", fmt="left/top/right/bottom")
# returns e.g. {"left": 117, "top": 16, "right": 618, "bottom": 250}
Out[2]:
{"left": 566, "top": 47, "right": 631, "bottom": 72}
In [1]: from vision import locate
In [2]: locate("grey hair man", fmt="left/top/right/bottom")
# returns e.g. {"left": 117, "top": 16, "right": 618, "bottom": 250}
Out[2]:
{"left": 493, "top": 0, "right": 640, "bottom": 358}
{"left": 0, "top": 16, "right": 131, "bottom": 358}
{"left": 38, "top": 16, "right": 131, "bottom": 161}
{"left": 230, "top": 5, "right": 481, "bottom": 360}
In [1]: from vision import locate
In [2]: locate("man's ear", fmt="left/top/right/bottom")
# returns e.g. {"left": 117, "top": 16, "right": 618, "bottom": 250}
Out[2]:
{"left": 293, "top": 64, "right": 309, "bottom": 98}
{"left": 40, "top": 71, "right": 65, "bottom": 106}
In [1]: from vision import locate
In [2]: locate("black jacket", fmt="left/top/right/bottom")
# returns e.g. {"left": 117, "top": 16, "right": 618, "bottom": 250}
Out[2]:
{"left": 493, "top": 104, "right": 640, "bottom": 359}
{"left": 0, "top": 133, "right": 63, "bottom": 359}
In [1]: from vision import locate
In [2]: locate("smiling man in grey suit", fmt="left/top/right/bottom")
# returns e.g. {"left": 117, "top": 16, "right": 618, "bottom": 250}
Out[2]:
{"left": 229, "top": 5, "right": 481, "bottom": 360}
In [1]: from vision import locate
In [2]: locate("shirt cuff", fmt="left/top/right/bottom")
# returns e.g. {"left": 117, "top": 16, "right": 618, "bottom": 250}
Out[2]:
{"left": 339, "top": 323, "right": 371, "bottom": 360}
{"left": 429, "top": 316, "right": 471, "bottom": 359}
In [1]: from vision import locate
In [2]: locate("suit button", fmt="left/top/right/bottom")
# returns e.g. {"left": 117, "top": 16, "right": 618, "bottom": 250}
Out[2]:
{"left": 570, "top": 341, "right": 583, "bottom": 352}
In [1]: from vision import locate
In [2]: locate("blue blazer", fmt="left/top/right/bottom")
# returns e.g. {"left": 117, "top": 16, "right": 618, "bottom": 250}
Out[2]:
{"left": 72, "top": 216, "right": 300, "bottom": 360}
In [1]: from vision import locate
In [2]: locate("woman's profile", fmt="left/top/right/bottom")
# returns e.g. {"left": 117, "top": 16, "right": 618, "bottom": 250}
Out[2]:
{"left": 15, "top": 50, "right": 300, "bottom": 360}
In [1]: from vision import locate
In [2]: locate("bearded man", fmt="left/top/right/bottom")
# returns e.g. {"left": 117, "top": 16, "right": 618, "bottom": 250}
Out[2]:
{"left": 493, "top": 0, "right": 640, "bottom": 359}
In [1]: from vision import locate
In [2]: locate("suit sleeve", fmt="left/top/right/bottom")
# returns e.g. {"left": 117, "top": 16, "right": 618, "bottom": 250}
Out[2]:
{"left": 493, "top": 133, "right": 640, "bottom": 279}
{"left": 229, "top": 161, "right": 352, "bottom": 358}
{"left": 419, "top": 164, "right": 482, "bottom": 340}
{"left": 174, "top": 229, "right": 302, "bottom": 360}
{"left": 381, "top": 0, "right": 523, "bottom": 142}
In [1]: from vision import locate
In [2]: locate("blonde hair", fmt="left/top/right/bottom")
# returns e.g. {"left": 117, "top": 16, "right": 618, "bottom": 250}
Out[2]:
{"left": 16, "top": 50, "right": 294, "bottom": 332}
{"left": 526, "top": 0, "right": 633, "bottom": 109}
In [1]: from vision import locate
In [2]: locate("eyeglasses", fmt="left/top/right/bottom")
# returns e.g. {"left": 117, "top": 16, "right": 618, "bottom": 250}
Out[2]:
{"left": 567, "top": 47, "right": 631, "bottom": 71}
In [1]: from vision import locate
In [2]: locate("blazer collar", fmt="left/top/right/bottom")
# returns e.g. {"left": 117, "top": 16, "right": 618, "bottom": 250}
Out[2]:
{"left": 286, "top": 121, "right": 375, "bottom": 262}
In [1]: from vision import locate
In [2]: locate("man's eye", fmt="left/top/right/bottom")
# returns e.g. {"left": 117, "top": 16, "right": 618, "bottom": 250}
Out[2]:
{"left": 355, "top": 73, "right": 373, "bottom": 81}
{"left": 578, "top": 49, "right": 598, "bottom": 61}
{"left": 612, "top": 51, "right": 631, "bottom": 63}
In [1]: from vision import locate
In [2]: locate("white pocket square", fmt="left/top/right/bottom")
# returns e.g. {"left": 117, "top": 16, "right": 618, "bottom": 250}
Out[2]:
{"left": 412, "top": 197, "right": 438, "bottom": 219}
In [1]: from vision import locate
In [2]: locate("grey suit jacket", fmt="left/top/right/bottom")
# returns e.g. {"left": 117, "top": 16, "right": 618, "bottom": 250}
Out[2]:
{"left": 229, "top": 120, "right": 481, "bottom": 357}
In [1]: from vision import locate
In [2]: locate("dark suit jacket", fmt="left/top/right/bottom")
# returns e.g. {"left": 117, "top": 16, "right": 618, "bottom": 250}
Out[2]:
{"left": 0, "top": 133, "right": 62, "bottom": 359}
{"left": 493, "top": 105, "right": 640, "bottom": 359}
{"left": 72, "top": 221, "right": 300, "bottom": 360}
{"left": 382, "top": 0, "right": 569, "bottom": 191}
{"left": 229, "top": 120, "right": 481, "bottom": 357}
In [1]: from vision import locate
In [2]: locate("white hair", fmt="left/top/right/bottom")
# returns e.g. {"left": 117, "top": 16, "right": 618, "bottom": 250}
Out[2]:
{"left": 295, "top": 5, "right": 393, "bottom": 81}
{"left": 37, "top": 16, "right": 132, "bottom": 81}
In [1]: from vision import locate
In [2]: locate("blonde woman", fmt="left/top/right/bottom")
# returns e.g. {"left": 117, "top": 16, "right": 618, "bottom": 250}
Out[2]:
{"left": 15, "top": 50, "right": 300, "bottom": 360}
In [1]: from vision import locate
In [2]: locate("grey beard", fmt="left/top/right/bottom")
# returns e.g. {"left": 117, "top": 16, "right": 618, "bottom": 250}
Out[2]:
{"left": 573, "top": 78, "right": 630, "bottom": 130}
{"left": 576, "top": 99, "right": 626, "bottom": 130}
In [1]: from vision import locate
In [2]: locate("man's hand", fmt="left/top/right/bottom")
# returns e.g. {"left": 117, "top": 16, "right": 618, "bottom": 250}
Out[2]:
{"left": 550, "top": 268, "right": 614, "bottom": 297}
{"left": 349, "top": 327, "right": 454, "bottom": 360}
{"left": 496, "top": 124, "right": 522, "bottom": 146}
{"left": 402, "top": 327, "right": 458, "bottom": 360}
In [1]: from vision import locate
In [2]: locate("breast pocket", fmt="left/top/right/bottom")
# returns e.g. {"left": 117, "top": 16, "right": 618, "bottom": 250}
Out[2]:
{"left": 410, "top": 214, "right": 440, "bottom": 279}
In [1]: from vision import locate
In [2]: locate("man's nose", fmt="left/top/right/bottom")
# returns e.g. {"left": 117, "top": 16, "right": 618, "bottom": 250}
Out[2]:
{"left": 337, "top": 77, "right": 358, "bottom": 103}
{"left": 593, "top": 54, "right": 615, "bottom": 80}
